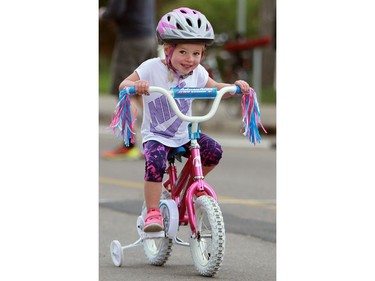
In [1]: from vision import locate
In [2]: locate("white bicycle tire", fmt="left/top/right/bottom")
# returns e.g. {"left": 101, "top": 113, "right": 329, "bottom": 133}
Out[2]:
{"left": 189, "top": 195, "right": 226, "bottom": 276}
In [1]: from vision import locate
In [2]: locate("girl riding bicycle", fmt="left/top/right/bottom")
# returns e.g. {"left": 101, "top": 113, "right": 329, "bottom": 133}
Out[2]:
{"left": 117, "top": 7, "right": 251, "bottom": 232}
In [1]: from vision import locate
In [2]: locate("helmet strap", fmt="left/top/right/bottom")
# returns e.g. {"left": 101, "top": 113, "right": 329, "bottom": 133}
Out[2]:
{"left": 165, "top": 44, "right": 193, "bottom": 87}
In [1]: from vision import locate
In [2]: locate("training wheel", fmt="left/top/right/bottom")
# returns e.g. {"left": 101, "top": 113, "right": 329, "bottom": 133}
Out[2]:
{"left": 110, "top": 240, "right": 124, "bottom": 267}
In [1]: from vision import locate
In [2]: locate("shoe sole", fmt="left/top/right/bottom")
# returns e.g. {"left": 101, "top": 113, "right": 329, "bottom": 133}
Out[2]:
{"left": 144, "top": 223, "right": 164, "bottom": 233}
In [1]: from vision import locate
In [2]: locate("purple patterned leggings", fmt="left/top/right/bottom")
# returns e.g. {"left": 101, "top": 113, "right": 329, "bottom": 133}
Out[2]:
{"left": 143, "top": 134, "right": 223, "bottom": 182}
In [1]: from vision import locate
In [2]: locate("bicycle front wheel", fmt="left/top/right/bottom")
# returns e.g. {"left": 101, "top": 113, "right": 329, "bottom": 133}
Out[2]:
{"left": 189, "top": 195, "right": 225, "bottom": 276}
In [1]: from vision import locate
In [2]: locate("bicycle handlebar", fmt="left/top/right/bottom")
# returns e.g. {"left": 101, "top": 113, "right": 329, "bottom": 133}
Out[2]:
{"left": 112, "top": 85, "right": 266, "bottom": 146}
{"left": 121, "top": 85, "right": 242, "bottom": 123}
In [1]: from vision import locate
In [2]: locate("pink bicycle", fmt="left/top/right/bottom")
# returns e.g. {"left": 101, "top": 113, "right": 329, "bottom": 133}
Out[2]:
{"left": 109, "top": 85, "right": 264, "bottom": 277}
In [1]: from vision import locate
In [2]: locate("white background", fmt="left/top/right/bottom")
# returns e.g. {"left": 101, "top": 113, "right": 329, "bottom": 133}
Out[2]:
{"left": 1, "top": 1, "right": 375, "bottom": 280}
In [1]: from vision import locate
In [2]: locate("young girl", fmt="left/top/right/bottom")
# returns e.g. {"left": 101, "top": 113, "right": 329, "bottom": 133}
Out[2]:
{"left": 118, "top": 7, "right": 251, "bottom": 232}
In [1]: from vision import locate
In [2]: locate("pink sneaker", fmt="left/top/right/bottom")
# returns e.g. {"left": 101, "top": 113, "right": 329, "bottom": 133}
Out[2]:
{"left": 144, "top": 208, "right": 164, "bottom": 232}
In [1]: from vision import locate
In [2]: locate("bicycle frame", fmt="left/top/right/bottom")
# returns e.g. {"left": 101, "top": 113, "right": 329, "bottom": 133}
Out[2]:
{"left": 163, "top": 135, "right": 218, "bottom": 236}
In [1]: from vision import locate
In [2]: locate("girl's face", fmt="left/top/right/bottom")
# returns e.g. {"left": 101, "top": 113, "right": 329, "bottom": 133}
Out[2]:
{"left": 166, "top": 44, "right": 204, "bottom": 75}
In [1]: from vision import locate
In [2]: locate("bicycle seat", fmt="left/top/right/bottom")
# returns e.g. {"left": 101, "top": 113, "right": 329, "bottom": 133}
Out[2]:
{"left": 167, "top": 146, "right": 187, "bottom": 162}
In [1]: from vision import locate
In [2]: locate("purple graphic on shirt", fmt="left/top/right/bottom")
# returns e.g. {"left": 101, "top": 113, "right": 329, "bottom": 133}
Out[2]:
{"left": 148, "top": 95, "right": 190, "bottom": 137}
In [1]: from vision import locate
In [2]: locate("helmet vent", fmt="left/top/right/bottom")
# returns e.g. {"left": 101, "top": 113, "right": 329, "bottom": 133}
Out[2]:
{"left": 186, "top": 18, "right": 193, "bottom": 27}
{"left": 176, "top": 22, "right": 183, "bottom": 30}
{"left": 197, "top": 19, "right": 201, "bottom": 28}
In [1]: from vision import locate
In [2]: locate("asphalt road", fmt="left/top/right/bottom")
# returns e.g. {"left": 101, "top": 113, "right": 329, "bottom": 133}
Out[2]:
{"left": 99, "top": 130, "right": 276, "bottom": 280}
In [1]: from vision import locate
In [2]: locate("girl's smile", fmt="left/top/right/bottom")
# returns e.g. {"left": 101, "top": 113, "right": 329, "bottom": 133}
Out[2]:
{"left": 166, "top": 44, "right": 204, "bottom": 75}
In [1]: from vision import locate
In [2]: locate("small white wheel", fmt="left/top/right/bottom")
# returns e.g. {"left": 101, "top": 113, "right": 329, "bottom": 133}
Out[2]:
{"left": 110, "top": 240, "right": 124, "bottom": 267}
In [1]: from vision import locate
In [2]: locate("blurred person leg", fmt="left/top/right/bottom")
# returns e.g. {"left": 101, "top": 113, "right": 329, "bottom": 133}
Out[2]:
{"left": 102, "top": 37, "right": 157, "bottom": 160}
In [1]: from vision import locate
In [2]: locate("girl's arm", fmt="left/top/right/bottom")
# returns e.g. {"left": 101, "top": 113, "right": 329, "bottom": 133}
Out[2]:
{"left": 119, "top": 72, "right": 150, "bottom": 95}
{"left": 205, "top": 76, "right": 251, "bottom": 99}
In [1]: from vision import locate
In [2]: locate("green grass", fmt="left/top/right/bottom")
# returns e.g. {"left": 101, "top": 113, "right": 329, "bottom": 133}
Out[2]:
{"left": 99, "top": 58, "right": 111, "bottom": 95}
{"left": 260, "top": 86, "right": 276, "bottom": 104}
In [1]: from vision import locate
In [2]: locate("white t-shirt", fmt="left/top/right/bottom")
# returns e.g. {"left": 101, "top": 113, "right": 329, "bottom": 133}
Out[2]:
{"left": 136, "top": 58, "right": 209, "bottom": 147}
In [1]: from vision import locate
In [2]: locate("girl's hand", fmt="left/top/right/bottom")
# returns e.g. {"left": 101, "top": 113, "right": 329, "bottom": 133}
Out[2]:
{"left": 234, "top": 80, "right": 251, "bottom": 94}
{"left": 134, "top": 80, "right": 150, "bottom": 95}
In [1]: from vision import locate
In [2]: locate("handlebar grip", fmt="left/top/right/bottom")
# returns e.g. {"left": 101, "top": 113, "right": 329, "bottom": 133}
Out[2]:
{"left": 123, "top": 86, "right": 136, "bottom": 94}
{"left": 119, "top": 86, "right": 136, "bottom": 99}
{"left": 234, "top": 85, "right": 242, "bottom": 95}
{"left": 127, "top": 86, "right": 136, "bottom": 94}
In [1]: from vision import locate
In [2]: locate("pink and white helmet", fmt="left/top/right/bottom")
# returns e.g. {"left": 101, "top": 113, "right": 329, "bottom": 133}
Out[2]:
{"left": 156, "top": 7, "right": 215, "bottom": 45}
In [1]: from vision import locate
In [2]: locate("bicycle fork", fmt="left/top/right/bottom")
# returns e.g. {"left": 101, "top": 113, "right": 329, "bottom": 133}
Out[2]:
{"left": 172, "top": 138, "right": 217, "bottom": 238}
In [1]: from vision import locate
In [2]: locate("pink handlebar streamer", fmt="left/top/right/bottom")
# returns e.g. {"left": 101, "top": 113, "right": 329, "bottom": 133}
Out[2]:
{"left": 109, "top": 90, "right": 137, "bottom": 147}
{"left": 241, "top": 88, "right": 267, "bottom": 144}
